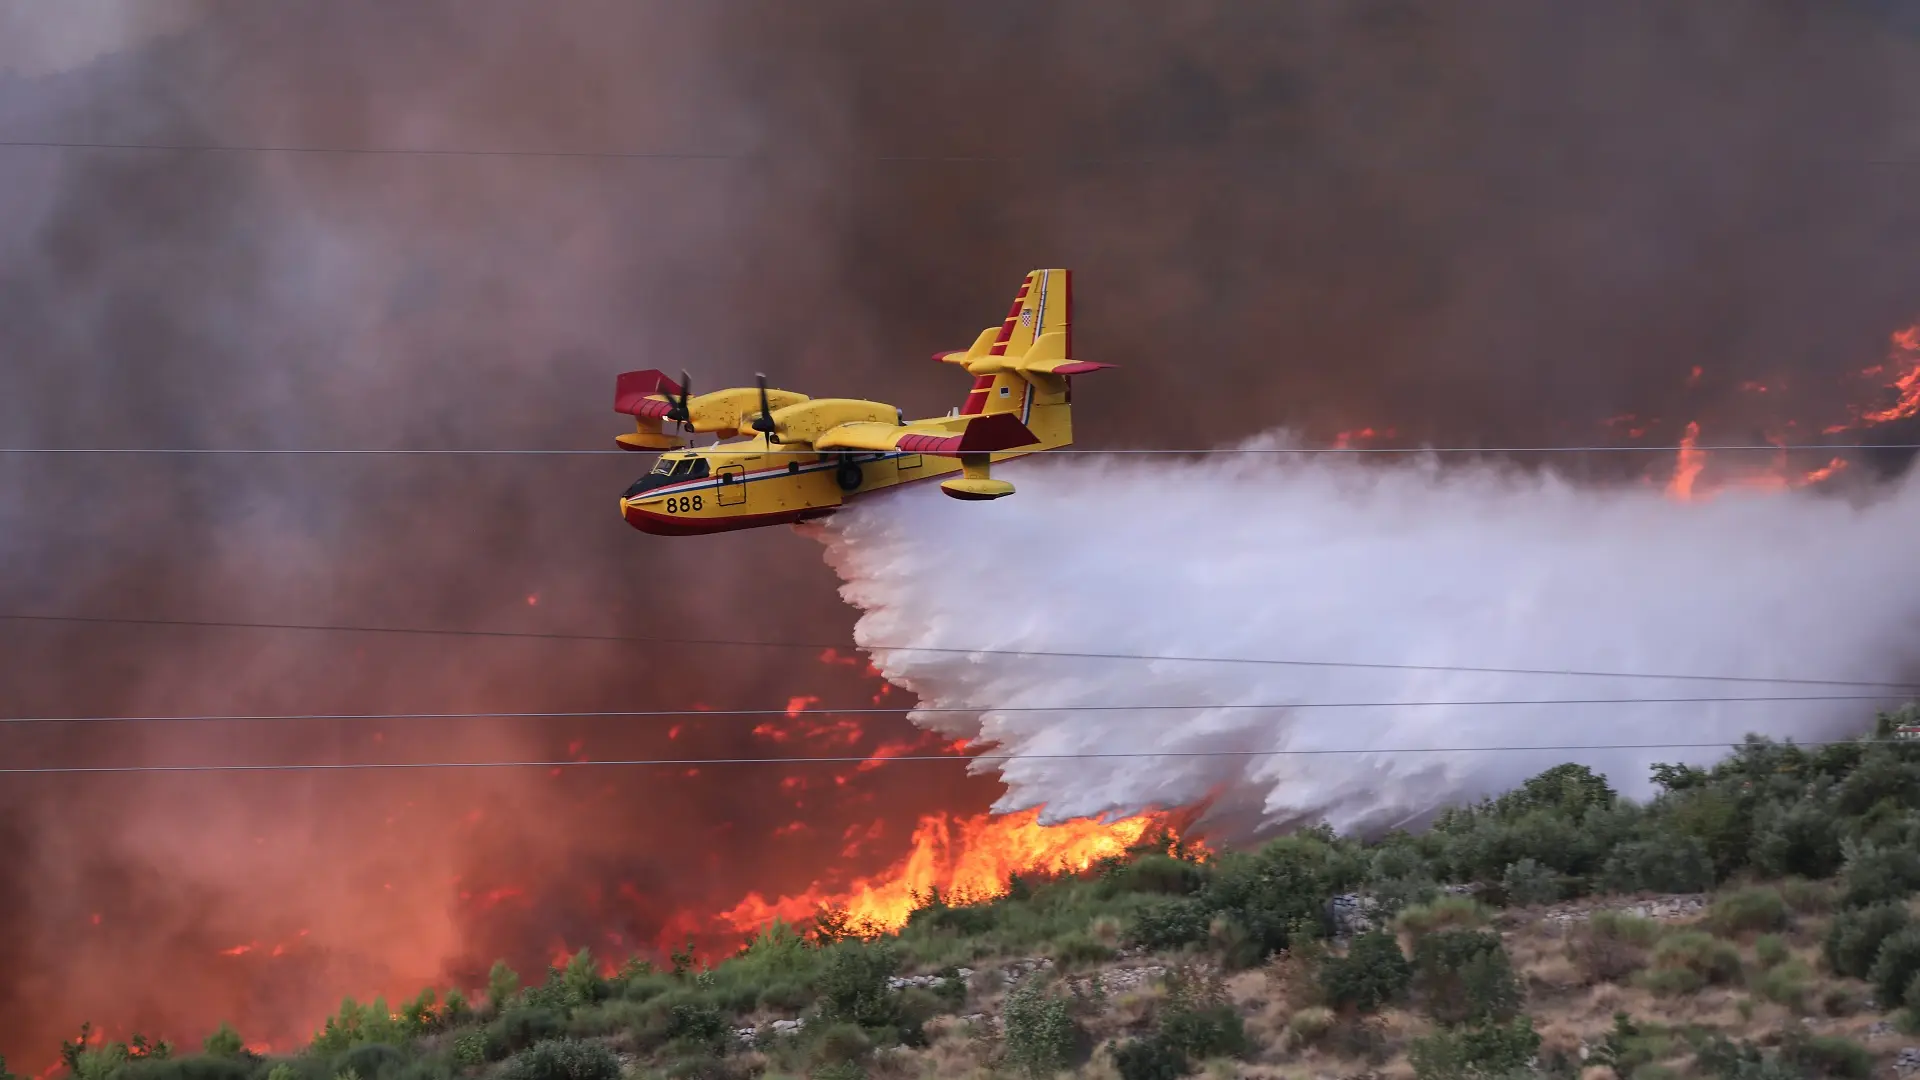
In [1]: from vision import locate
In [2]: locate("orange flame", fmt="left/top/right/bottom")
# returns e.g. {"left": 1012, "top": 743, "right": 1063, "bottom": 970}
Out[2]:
{"left": 1859, "top": 323, "right": 1920, "bottom": 425}
{"left": 1665, "top": 421, "right": 1705, "bottom": 500}
{"left": 717, "top": 807, "right": 1188, "bottom": 935}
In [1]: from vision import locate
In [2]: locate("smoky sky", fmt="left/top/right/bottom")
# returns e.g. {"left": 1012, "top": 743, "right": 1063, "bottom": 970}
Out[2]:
{"left": 3, "top": 0, "right": 1920, "bottom": 1064}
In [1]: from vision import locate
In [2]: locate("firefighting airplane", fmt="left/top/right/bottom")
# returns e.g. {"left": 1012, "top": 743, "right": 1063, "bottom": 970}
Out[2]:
{"left": 613, "top": 268, "right": 1109, "bottom": 536}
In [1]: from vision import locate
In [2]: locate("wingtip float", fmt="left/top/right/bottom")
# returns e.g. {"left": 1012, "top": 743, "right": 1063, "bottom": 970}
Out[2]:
{"left": 612, "top": 268, "right": 1111, "bottom": 537}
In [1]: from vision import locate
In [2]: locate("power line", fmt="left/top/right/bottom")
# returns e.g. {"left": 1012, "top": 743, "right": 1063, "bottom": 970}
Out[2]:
{"left": 4, "top": 736, "right": 1912, "bottom": 775}
{"left": 6, "top": 139, "right": 1918, "bottom": 166}
{"left": 2, "top": 693, "right": 1904, "bottom": 727}
{"left": 0, "top": 443, "right": 1911, "bottom": 456}
{"left": 6, "top": 612, "right": 1919, "bottom": 692}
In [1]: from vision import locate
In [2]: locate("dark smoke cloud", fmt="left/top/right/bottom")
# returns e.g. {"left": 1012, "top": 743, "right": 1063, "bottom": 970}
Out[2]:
{"left": 3, "top": 0, "right": 1919, "bottom": 1064}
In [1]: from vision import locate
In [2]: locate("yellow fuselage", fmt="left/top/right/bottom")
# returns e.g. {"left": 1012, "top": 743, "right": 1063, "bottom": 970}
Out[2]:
{"left": 619, "top": 392, "right": 1070, "bottom": 535}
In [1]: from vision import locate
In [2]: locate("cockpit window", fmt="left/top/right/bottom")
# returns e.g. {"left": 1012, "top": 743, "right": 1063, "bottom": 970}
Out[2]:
{"left": 624, "top": 456, "right": 709, "bottom": 498}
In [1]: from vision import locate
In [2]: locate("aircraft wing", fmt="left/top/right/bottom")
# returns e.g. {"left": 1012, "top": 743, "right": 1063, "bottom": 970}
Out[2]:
{"left": 814, "top": 411, "right": 1040, "bottom": 456}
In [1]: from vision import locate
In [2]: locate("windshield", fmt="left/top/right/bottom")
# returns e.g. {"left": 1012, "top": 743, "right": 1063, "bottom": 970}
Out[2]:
{"left": 624, "top": 456, "right": 709, "bottom": 498}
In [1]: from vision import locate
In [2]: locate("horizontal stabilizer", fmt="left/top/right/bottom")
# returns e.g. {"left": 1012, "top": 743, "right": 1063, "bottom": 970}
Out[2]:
{"left": 614, "top": 369, "right": 682, "bottom": 417}
{"left": 815, "top": 411, "right": 1039, "bottom": 457}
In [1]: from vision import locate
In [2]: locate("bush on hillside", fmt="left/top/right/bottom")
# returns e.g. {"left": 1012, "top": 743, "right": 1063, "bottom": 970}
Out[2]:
{"left": 1500, "top": 858, "right": 1560, "bottom": 907}
{"left": 1870, "top": 928, "right": 1920, "bottom": 1011}
{"left": 1407, "top": 1017, "right": 1541, "bottom": 1080}
{"left": 1754, "top": 960, "right": 1814, "bottom": 1013}
{"left": 1193, "top": 833, "right": 1356, "bottom": 964}
{"left": 816, "top": 943, "right": 904, "bottom": 1032}
{"left": 1600, "top": 835, "right": 1717, "bottom": 894}
{"left": 1000, "top": 980, "right": 1079, "bottom": 1078}
{"left": 1704, "top": 886, "right": 1792, "bottom": 938}
{"left": 1824, "top": 902, "right": 1910, "bottom": 979}
{"left": 498, "top": 1039, "right": 620, "bottom": 1080}
{"left": 1394, "top": 897, "right": 1488, "bottom": 944}
{"left": 1568, "top": 911, "right": 1662, "bottom": 985}
{"left": 1127, "top": 898, "right": 1211, "bottom": 951}
{"left": 1317, "top": 930, "right": 1411, "bottom": 1014}
{"left": 1838, "top": 839, "right": 1920, "bottom": 909}
{"left": 1111, "top": 1036, "right": 1188, "bottom": 1080}
{"left": 1750, "top": 801, "right": 1845, "bottom": 880}
{"left": 1156, "top": 967, "right": 1249, "bottom": 1061}
{"left": 1410, "top": 930, "right": 1522, "bottom": 1026}
{"left": 1642, "top": 932, "right": 1743, "bottom": 996}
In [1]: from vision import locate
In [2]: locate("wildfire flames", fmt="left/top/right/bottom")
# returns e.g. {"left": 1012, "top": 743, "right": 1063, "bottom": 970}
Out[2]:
{"left": 718, "top": 807, "right": 1189, "bottom": 936}
{"left": 1657, "top": 322, "right": 1918, "bottom": 501}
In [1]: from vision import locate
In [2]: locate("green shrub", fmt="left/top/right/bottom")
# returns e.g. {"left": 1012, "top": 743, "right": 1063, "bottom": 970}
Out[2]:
{"left": 333, "top": 1043, "right": 405, "bottom": 1080}
{"left": 1500, "top": 859, "right": 1560, "bottom": 907}
{"left": 1157, "top": 968, "right": 1248, "bottom": 1061}
{"left": 1705, "top": 887, "right": 1791, "bottom": 937}
{"left": 1839, "top": 840, "right": 1920, "bottom": 908}
{"left": 661, "top": 1002, "right": 730, "bottom": 1056}
{"left": 1284, "top": 1007, "right": 1334, "bottom": 1047}
{"left": 1642, "top": 931, "right": 1742, "bottom": 996}
{"left": 311, "top": 999, "right": 406, "bottom": 1055}
{"left": 1753, "top": 934, "right": 1790, "bottom": 969}
{"left": 117, "top": 1059, "right": 255, "bottom": 1080}
{"left": 1105, "top": 854, "right": 1207, "bottom": 896}
{"left": 1000, "top": 980, "right": 1078, "bottom": 1078}
{"left": 1411, "top": 930, "right": 1522, "bottom": 1026}
{"left": 1127, "top": 898, "right": 1211, "bottom": 951}
{"left": 1589, "top": 1013, "right": 1674, "bottom": 1078}
{"left": 487, "top": 962, "right": 522, "bottom": 1013}
{"left": 816, "top": 943, "right": 903, "bottom": 1031}
{"left": 1317, "top": 930, "right": 1411, "bottom": 1014}
{"left": 200, "top": 1024, "right": 244, "bottom": 1059}
{"left": 1569, "top": 911, "right": 1662, "bottom": 984}
{"left": 1754, "top": 959, "right": 1813, "bottom": 1012}
{"left": 1111, "top": 1036, "right": 1187, "bottom": 1080}
{"left": 1049, "top": 933, "right": 1115, "bottom": 971}
{"left": 498, "top": 1039, "right": 620, "bottom": 1080}
{"left": 809, "top": 1022, "right": 871, "bottom": 1066}
{"left": 1870, "top": 927, "right": 1920, "bottom": 1009}
{"left": 1778, "top": 1029, "right": 1874, "bottom": 1080}
{"left": 1751, "top": 801, "right": 1845, "bottom": 880}
{"left": 1395, "top": 896, "right": 1488, "bottom": 945}
{"left": 1407, "top": 1017, "right": 1541, "bottom": 1080}
{"left": 1600, "top": 835, "right": 1716, "bottom": 894}
{"left": 450, "top": 1032, "right": 487, "bottom": 1068}
{"left": 1778, "top": 877, "right": 1836, "bottom": 915}
{"left": 1194, "top": 836, "right": 1351, "bottom": 962}
{"left": 490, "top": 1008, "right": 564, "bottom": 1059}
{"left": 1823, "top": 902, "right": 1910, "bottom": 978}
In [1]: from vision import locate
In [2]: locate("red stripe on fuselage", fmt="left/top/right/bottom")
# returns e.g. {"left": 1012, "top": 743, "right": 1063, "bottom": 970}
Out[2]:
{"left": 623, "top": 503, "right": 835, "bottom": 536}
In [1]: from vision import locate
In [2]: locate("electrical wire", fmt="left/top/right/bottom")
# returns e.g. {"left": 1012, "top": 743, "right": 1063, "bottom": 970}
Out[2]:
{"left": 6, "top": 612, "right": 1919, "bottom": 691}
{"left": 5, "top": 736, "right": 1917, "bottom": 775}
{"left": 0, "top": 443, "right": 1911, "bottom": 456}
{"left": 6, "top": 139, "right": 1918, "bottom": 166}
{"left": 1, "top": 693, "right": 1907, "bottom": 727}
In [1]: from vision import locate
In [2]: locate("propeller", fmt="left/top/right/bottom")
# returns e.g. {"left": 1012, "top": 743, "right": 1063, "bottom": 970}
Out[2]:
{"left": 663, "top": 370, "right": 693, "bottom": 427}
{"left": 751, "top": 372, "right": 780, "bottom": 442}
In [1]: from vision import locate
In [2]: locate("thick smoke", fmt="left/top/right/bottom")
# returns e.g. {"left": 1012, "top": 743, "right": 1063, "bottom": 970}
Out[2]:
{"left": 3, "top": 0, "right": 1920, "bottom": 1066}
{"left": 819, "top": 445, "right": 1920, "bottom": 839}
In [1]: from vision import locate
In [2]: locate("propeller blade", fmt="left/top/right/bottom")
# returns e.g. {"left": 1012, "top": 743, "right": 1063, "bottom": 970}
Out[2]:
{"left": 666, "top": 370, "right": 692, "bottom": 424}
{"left": 752, "top": 372, "right": 779, "bottom": 440}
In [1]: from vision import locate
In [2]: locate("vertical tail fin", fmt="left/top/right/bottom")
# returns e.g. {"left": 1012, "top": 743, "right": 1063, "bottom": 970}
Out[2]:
{"left": 934, "top": 269, "right": 1074, "bottom": 416}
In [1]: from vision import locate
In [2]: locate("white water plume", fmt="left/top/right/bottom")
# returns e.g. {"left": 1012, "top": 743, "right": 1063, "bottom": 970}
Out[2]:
{"left": 814, "top": 436, "right": 1920, "bottom": 840}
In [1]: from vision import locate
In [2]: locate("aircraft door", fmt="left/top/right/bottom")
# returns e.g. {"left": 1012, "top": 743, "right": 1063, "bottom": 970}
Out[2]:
{"left": 716, "top": 464, "right": 747, "bottom": 506}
